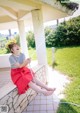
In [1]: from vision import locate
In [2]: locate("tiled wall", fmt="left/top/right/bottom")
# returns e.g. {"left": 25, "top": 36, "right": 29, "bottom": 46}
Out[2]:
{"left": 0, "top": 65, "right": 46, "bottom": 113}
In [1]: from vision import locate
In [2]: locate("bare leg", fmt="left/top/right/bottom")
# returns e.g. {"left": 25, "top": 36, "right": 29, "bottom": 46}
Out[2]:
{"left": 32, "top": 77, "right": 56, "bottom": 91}
{"left": 28, "top": 81, "right": 54, "bottom": 96}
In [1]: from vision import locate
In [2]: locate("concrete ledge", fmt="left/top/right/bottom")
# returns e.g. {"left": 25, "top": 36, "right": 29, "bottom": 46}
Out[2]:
{"left": 0, "top": 65, "right": 46, "bottom": 113}
{"left": 0, "top": 54, "right": 11, "bottom": 68}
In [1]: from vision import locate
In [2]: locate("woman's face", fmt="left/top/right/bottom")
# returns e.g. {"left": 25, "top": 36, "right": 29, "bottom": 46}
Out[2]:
{"left": 11, "top": 44, "right": 20, "bottom": 54}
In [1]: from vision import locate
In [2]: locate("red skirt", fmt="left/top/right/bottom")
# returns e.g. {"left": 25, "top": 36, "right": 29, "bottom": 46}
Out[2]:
{"left": 11, "top": 67, "right": 35, "bottom": 95}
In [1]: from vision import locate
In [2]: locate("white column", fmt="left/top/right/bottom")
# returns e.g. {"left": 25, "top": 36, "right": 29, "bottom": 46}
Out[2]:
{"left": 17, "top": 20, "right": 29, "bottom": 58}
{"left": 31, "top": 9, "right": 47, "bottom": 65}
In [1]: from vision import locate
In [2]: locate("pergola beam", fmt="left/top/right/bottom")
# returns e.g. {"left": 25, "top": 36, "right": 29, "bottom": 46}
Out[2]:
{"left": 0, "top": 16, "right": 15, "bottom": 23}
{"left": 18, "top": 10, "right": 30, "bottom": 20}
{"left": 10, "top": 0, "right": 41, "bottom": 9}
{"left": 0, "top": 6, "right": 17, "bottom": 20}
{"left": 0, "top": 0, "right": 39, "bottom": 11}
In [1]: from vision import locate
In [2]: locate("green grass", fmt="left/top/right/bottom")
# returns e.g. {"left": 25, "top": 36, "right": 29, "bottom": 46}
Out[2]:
{"left": 28, "top": 48, "right": 37, "bottom": 60}
{"left": 46, "top": 48, "right": 53, "bottom": 65}
{"left": 0, "top": 37, "right": 6, "bottom": 41}
{"left": 54, "top": 47, "right": 80, "bottom": 77}
{"left": 0, "top": 48, "right": 7, "bottom": 54}
{"left": 54, "top": 46, "right": 80, "bottom": 113}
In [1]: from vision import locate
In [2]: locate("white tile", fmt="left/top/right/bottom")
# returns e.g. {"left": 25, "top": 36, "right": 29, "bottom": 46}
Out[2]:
{"left": 47, "top": 99, "right": 53, "bottom": 104}
{"left": 53, "top": 102, "right": 59, "bottom": 110}
{"left": 41, "top": 100, "right": 47, "bottom": 104}
{"left": 34, "top": 105, "right": 40, "bottom": 110}
{"left": 47, "top": 111, "right": 54, "bottom": 113}
{"left": 22, "top": 112, "right": 27, "bottom": 113}
{"left": 47, "top": 105, "right": 53, "bottom": 110}
{"left": 40, "top": 111, "right": 47, "bottom": 113}
{"left": 33, "top": 111, "right": 40, "bottom": 113}
{"left": 29, "top": 100, "right": 34, "bottom": 105}
{"left": 27, "top": 112, "right": 33, "bottom": 113}
{"left": 47, "top": 95, "right": 53, "bottom": 100}
{"left": 41, "top": 95, "right": 47, "bottom": 99}
{"left": 41, "top": 105, "right": 47, "bottom": 110}
{"left": 35, "top": 95, "right": 41, "bottom": 99}
{"left": 27, "top": 106, "right": 34, "bottom": 111}
{"left": 34, "top": 99, "right": 41, "bottom": 104}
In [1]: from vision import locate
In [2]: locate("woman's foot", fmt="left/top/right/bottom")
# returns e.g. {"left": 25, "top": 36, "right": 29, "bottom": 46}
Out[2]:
{"left": 42, "top": 90, "right": 54, "bottom": 96}
{"left": 46, "top": 87, "right": 56, "bottom": 91}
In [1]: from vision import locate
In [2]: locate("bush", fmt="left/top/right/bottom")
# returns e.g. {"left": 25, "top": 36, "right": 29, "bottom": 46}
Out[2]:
{"left": 45, "top": 27, "right": 56, "bottom": 47}
{"left": 26, "top": 31, "right": 35, "bottom": 48}
{"left": 44, "top": 16, "right": 80, "bottom": 47}
{"left": 54, "top": 16, "right": 80, "bottom": 47}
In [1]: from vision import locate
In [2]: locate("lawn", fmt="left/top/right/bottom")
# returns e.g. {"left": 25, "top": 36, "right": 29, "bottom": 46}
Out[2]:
{"left": 53, "top": 46, "right": 80, "bottom": 113}
{"left": 0, "top": 48, "right": 7, "bottom": 54}
{"left": 28, "top": 48, "right": 37, "bottom": 60}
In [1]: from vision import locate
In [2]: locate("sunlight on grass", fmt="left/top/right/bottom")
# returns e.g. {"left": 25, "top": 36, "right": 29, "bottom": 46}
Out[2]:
{"left": 46, "top": 48, "right": 53, "bottom": 66}
{"left": 0, "top": 48, "right": 7, "bottom": 54}
{"left": 55, "top": 46, "right": 80, "bottom": 113}
{"left": 28, "top": 48, "right": 37, "bottom": 60}
{"left": 54, "top": 47, "right": 80, "bottom": 77}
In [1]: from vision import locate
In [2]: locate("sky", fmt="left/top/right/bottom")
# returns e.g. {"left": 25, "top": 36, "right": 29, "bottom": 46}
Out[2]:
{"left": 0, "top": 1, "right": 80, "bottom": 35}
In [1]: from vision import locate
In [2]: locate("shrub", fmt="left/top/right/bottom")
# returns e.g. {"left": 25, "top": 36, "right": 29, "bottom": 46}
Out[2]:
{"left": 45, "top": 27, "right": 56, "bottom": 47}
{"left": 26, "top": 31, "right": 35, "bottom": 48}
{"left": 54, "top": 16, "right": 80, "bottom": 47}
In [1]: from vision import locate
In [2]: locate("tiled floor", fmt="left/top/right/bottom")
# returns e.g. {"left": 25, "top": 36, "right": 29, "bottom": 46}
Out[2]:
{"left": 23, "top": 93, "right": 60, "bottom": 113}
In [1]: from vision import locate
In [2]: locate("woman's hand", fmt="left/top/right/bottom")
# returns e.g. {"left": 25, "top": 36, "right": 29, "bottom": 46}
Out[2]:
{"left": 15, "top": 62, "right": 20, "bottom": 67}
{"left": 25, "top": 58, "right": 31, "bottom": 64}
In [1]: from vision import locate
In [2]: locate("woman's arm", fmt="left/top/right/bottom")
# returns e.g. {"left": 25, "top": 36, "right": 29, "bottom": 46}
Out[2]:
{"left": 14, "top": 58, "right": 31, "bottom": 68}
